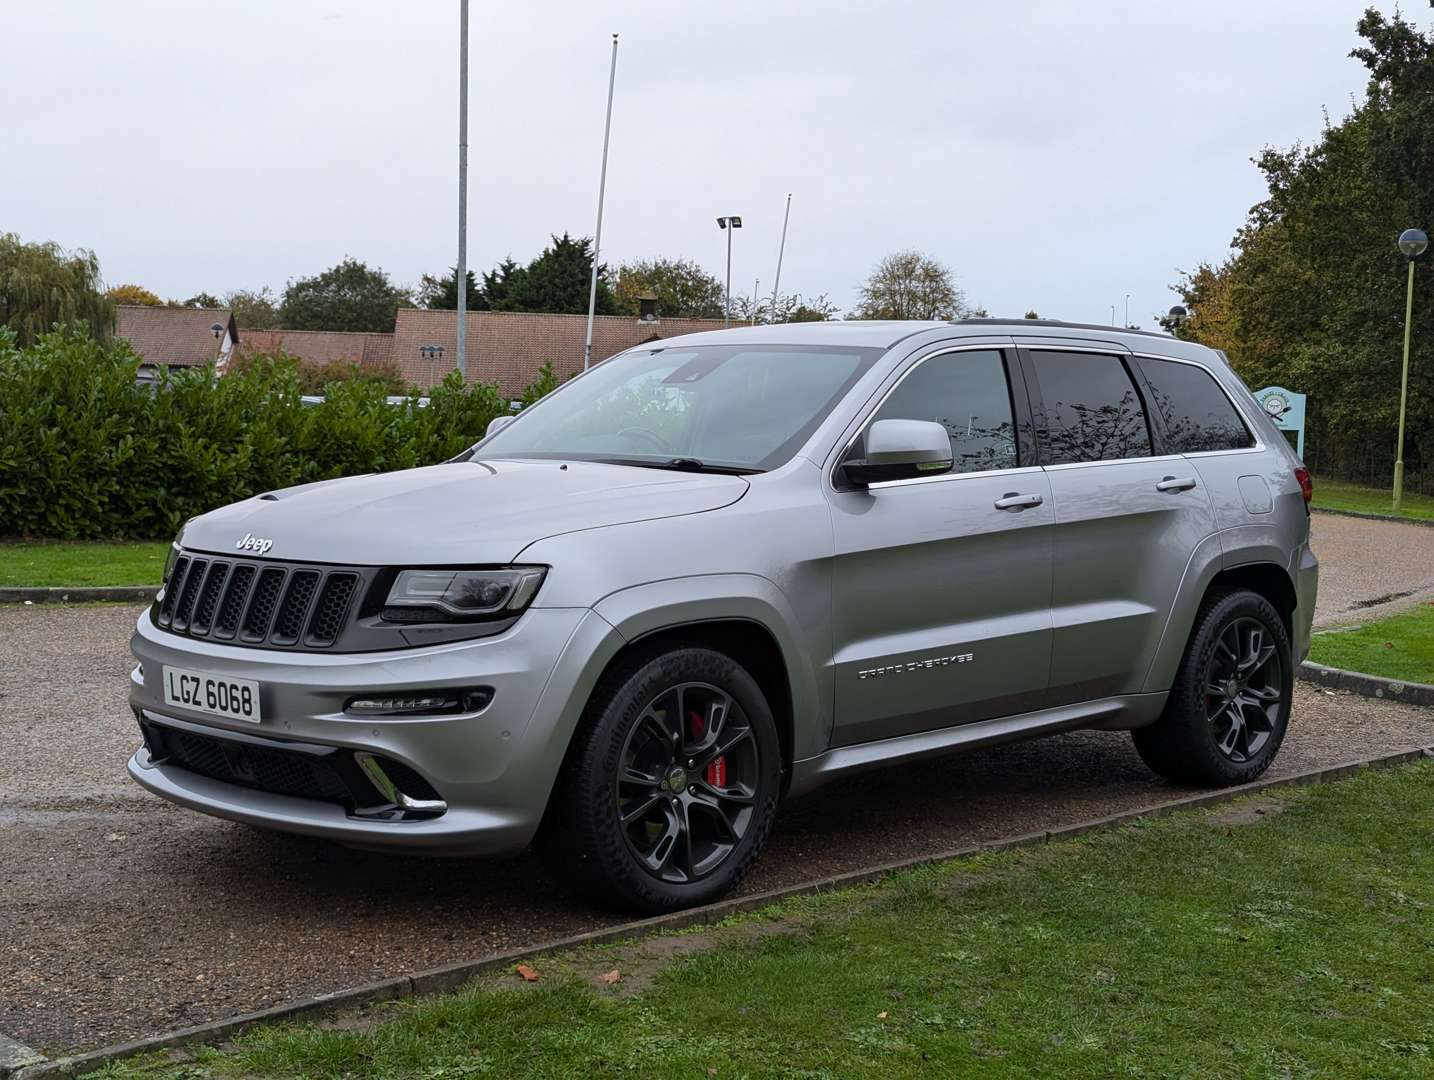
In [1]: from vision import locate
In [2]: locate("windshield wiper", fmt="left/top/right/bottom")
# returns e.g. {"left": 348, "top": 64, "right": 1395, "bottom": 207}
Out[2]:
{"left": 599, "top": 456, "right": 763, "bottom": 476}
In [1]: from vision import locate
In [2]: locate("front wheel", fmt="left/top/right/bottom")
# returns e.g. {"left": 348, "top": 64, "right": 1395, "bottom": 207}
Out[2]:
{"left": 552, "top": 646, "right": 782, "bottom": 913}
{"left": 1134, "top": 589, "right": 1293, "bottom": 787}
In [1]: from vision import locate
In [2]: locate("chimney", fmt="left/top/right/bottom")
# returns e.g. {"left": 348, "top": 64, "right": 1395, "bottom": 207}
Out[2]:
{"left": 637, "top": 293, "right": 659, "bottom": 323}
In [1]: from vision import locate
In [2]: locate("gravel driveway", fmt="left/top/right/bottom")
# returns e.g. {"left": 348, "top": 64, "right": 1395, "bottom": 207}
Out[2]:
{"left": 1310, "top": 510, "right": 1434, "bottom": 628}
{"left": 3, "top": 511, "right": 1432, "bottom": 1054}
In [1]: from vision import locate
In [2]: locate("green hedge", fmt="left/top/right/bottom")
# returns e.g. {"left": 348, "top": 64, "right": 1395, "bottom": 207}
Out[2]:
{"left": 0, "top": 327, "right": 510, "bottom": 539}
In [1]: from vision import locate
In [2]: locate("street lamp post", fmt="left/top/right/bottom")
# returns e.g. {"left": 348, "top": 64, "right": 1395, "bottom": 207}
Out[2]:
{"left": 717, "top": 215, "right": 742, "bottom": 327}
{"left": 1394, "top": 227, "right": 1428, "bottom": 512}
{"left": 1124, "top": 293, "right": 1131, "bottom": 328}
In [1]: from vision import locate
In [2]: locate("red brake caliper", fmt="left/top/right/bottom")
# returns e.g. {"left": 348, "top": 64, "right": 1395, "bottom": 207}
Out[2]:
{"left": 689, "top": 710, "right": 726, "bottom": 788}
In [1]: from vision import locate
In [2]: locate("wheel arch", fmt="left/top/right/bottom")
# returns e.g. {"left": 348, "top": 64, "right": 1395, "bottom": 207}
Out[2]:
{"left": 1143, "top": 539, "right": 1300, "bottom": 694}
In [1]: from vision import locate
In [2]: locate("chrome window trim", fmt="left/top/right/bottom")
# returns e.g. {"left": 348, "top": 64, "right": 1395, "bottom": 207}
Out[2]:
{"left": 868, "top": 464, "right": 1044, "bottom": 491}
{"left": 826, "top": 341, "right": 1024, "bottom": 492}
{"left": 1042, "top": 454, "right": 1184, "bottom": 473}
{"left": 1128, "top": 350, "right": 1266, "bottom": 454}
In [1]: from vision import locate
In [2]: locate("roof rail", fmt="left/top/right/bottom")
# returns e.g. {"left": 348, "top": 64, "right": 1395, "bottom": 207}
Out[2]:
{"left": 949, "top": 318, "right": 1177, "bottom": 341}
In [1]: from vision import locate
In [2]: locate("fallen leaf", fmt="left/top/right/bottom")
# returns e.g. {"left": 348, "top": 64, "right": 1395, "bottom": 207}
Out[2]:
{"left": 515, "top": 964, "right": 541, "bottom": 983}
{"left": 877, "top": 1011, "right": 888, "bottom": 1020}
{"left": 599, "top": 969, "right": 621, "bottom": 985}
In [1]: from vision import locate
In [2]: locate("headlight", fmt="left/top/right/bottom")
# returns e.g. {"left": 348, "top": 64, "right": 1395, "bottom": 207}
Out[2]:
{"left": 382, "top": 567, "right": 546, "bottom": 622}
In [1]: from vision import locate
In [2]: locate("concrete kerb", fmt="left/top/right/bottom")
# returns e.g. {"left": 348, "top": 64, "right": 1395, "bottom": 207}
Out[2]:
{"left": 13, "top": 741, "right": 1434, "bottom": 1079}
{"left": 1298, "top": 660, "right": 1434, "bottom": 708}
{"left": 0, "top": 587, "right": 155, "bottom": 605}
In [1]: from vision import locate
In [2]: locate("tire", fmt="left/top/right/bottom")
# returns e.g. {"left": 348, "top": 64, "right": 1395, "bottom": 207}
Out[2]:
{"left": 549, "top": 646, "right": 782, "bottom": 913}
{"left": 1133, "top": 588, "right": 1293, "bottom": 787}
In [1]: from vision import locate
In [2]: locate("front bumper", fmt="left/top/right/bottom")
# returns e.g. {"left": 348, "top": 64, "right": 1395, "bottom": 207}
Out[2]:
{"left": 128, "top": 605, "right": 622, "bottom": 855}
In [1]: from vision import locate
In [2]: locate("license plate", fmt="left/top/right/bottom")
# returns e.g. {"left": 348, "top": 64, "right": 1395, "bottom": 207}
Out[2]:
{"left": 162, "top": 666, "right": 262, "bottom": 723}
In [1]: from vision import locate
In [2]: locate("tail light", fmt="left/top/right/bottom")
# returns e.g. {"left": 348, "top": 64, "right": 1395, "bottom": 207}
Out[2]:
{"left": 1294, "top": 466, "right": 1313, "bottom": 508}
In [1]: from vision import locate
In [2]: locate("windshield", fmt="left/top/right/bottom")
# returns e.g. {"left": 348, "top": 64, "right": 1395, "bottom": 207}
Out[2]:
{"left": 474, "top": 344, "right": 881, "bottom": 471}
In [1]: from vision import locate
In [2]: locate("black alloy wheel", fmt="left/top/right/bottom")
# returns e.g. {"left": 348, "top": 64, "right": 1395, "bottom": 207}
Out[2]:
{"left": 616, "top": 681, "right": 760, "bottom": 883}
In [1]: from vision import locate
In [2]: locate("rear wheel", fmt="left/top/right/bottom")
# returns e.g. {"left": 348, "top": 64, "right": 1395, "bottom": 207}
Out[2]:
{"left": 1133, "top": 589, "right": 1292, "bottom": 787}
{"left": 552, "top": 646, "right": 781, "bottom": 913}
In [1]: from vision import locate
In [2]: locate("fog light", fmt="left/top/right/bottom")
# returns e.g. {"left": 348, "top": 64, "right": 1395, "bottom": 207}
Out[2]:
{"left": 344, "top": 687, "right": 493, "bottom": 717}
{"left": 346, "top": 695, "right": 455, "bottom": 716}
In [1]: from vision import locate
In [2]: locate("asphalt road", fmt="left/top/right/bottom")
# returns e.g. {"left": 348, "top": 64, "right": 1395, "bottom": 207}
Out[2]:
{"left": 2, "top": 511, "right": 1432, "bottom": 1053}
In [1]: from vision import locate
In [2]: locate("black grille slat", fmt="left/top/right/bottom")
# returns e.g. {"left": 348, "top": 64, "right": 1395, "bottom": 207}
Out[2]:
{"left": 157, "top": 556, "right": 191, "bottom": 626}
{"left": 190, "top": 561, "right": 230, "bottom": 635}
{"left": 270, "top": 570, "right": 321, "bottom": 645}
{"left": 212, "top": 564, "right": 256, "bottom": 640}
{"left": 241, "top": 568, "right": 287, "bottom": 643}
{"left": 170, "top": 559, "right": 208, "bottom": 632}
{"left": 306, "top": 573, "right": 359, "bottom": 647}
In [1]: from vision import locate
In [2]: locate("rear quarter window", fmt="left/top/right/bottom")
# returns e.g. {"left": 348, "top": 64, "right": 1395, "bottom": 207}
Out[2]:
{"left": 1136, "top": 356, "right": 1254, "bottom": 454}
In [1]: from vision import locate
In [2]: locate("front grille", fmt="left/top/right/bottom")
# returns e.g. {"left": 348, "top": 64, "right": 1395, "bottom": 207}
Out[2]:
{"left": 138, "top": 716, "right": 447, "bottom": 817}
{"left": 157, "top": 555, "right": 365, "bottom": 650}
{"left": 141, "top": 718, "right": 354, "bottom": 805}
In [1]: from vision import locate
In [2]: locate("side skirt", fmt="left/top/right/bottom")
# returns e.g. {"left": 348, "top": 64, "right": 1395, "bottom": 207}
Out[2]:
{"left": 786, "top": 692, "right": 1168, "bottom": 799}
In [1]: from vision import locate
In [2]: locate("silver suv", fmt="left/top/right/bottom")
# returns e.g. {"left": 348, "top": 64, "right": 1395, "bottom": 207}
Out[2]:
{"left": 129, "top": 320, "right": 1318, "bottom": 912}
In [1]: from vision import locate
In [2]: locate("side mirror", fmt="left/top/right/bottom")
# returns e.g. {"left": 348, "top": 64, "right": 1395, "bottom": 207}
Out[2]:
{"left": 485, "top": 415, "right": 516, "bottom": 438}
{"left": 842, "top": 419, "right": 953, "bottom": 487}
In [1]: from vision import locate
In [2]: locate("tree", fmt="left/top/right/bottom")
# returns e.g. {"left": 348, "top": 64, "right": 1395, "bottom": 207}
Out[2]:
{"left": 730, "top": 292, "right": 840, "bottom": 324}
{"left": 225, "top": 287, "right": 279, "bottom": 329}
{"left": 851, "top": 250, "right": 970, "bottom": 320}
{"left": 278, "top": 257, "right": 412, "bottom": 332}
{"left": 0, "top": 233, "right": 115, "bottom": 347}
{"left": 1024, "top": 310, "right": 1041, "bottom": 320}
{"left": 108, "top": 283, "right": 163, "bottom": 306}
{"left": 417, "top": 266, "right": 480, "bottom": 310}
{"left": 477, "top": 234, "right": 617, "bottom": 315}
{"left": 1173, "top": 7, "right": 1434, "bottom": 485}
{"left": 613, "top": 258, "right": 724, "bottom": 318}
{"left": 170, "top": 292, "right": 223, "bottom": 309}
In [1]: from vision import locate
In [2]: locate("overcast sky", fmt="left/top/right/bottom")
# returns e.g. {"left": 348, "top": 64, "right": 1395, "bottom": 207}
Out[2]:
{"left": 2, "top": 1, "right": 1408, "bottom": 325}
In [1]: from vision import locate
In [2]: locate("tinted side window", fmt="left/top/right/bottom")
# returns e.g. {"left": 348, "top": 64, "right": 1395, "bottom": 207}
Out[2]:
{"left": 869, "top": 349, "right": 1019, "bottom": 473}
{"left": 1136, "top": 356, "right": 1254, "bottom": 453}
{"left": 1029, "top": 350, "right": 1152, "bottom": 465}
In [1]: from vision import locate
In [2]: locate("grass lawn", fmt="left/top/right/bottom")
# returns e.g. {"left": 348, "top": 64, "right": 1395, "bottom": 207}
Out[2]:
{"left": 1311, "top": 602, "right": 1434, "bottom": 684}
{"left": 99, "top": 762, "right": 1434, "bottom": 1079}
{"left": 0, "top": 540, "right": 168, "bottom": 587}
{"left": 1313, "top": 475, "right": 1434, "bottom": 523}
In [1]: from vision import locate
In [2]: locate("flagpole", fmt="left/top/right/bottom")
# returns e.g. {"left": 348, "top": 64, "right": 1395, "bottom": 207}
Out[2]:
{"left": 583, "top": 33, "right": 619, "bottom": 371}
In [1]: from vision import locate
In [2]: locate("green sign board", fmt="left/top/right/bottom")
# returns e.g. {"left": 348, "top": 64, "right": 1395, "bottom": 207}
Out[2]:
{"left": 1253, "top": 386, "right": 1306, "bottom": 458}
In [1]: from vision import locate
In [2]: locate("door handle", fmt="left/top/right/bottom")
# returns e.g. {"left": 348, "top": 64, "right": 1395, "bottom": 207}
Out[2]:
{"left": 1156, "top": 476, "right": 1198, "bottom": 493}
{"left": 994, "top": 492, "right": 1044, "bottom": 511}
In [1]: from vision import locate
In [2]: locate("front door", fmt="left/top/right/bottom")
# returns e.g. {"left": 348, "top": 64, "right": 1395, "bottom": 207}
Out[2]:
{"left": 826, "top": 345, "right": 1055, "bottom": 746}
{"left": 1017, "top": 344, "right": 1218, "bottom": 703}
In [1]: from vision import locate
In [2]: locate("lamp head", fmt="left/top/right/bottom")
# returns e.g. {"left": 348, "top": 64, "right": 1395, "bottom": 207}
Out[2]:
{"left": 1398, "top": 228, "right": 1428, "bottom": 259}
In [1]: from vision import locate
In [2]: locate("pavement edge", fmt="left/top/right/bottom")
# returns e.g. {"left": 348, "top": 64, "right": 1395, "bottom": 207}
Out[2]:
{"left": 11, "top": 742, "right": 1434, "bottom": 1079}
{"left": 1298, "top": 659, "right": 1434, "bottom": 707}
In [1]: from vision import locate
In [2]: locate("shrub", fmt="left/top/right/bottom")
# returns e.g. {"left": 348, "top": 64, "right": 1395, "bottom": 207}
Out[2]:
{"left": 0, "top": 327, "right": 513, "bottom": 539}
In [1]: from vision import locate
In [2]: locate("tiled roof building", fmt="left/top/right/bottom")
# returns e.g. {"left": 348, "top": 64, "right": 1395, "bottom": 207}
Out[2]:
{"left": 394, "top": 309, "right": 728, "bottom": 395}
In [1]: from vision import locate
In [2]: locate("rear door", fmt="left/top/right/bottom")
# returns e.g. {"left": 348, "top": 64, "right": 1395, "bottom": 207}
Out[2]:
{"left": 826, "top": 342, "right": 1054, "bottom": 746}
{"left": 1017, "top": 342, "right": 1217, "bottom": 704}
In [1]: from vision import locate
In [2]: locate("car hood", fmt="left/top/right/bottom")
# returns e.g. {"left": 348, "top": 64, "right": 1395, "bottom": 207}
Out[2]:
{"left": 181, "top": 459, "right": 749, "bottom": 566}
